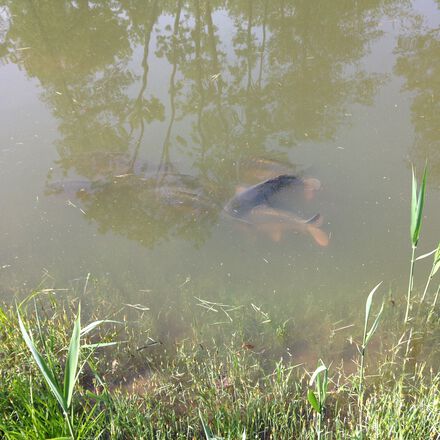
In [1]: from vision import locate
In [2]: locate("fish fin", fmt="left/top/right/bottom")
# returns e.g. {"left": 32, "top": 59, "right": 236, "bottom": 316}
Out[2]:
{"left": 306, "top": 213, "right": 323, "bottom": 227}
{"left": 270, "top": 227, "right": 283, "bottom": 242}
{"left": 303, "top": 178, "right": 321, "bottom": 200}
{"left": 307, "top": 225, "right": 329, "bottom": 247}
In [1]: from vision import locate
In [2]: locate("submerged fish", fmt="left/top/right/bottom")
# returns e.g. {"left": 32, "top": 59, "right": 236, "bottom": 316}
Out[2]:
{"left": 46, "top": 174, "right": 216, "bottom": 217}
{"left": 45, "top": 180, "right": 97, "bottom": 199}
{"left": 224, "top": 174, "right": 328, "bottom": 246}
{"left": 238, "top": 157, "right": 295, "bottom": 183}
{"left": 244, "top": 206, "right": 329, "bottom": 246}
{"left": 224, "top": 174, "right": 319, "bottom": 218}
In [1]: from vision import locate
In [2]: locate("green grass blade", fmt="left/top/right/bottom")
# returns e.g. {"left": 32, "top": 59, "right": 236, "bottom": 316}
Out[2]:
{"left": 309, "top": 365, "right": 327, "bottom": 386}
{"left": 412, "top": 165, "right": 427, "bottom": 246}
{"left": 365, "top": 301, "right": 384, "bottom": 346}
{"left": 80, "top": 319, "right": 122, "bottom": 337}
{"left": 415, "top": 248, "right": 437, "bottom": 261}
{"left": 82, "top": 341, "right": 119, "bottom": 349}
{"left": 363, "top": 282, "right": 382, "bottom": 341}
{"left": 432, "top": 241, "right": 440, "bottom": 276}
{"left": 199, "top": 410, "right": 219, "bottom": 439}
{"left": 63, "top": 304, "right": 81, "bottom": 409}
{"left": 320, "top": 369, "right": 328, "bottom": 404}
{"left": 410, "top": 166, "right": 417, "bottom": 243}
{"left": 307, "top": 389, "right": 320, "bottom": 412}
{"left": 17, "top": 310, "right": 67, "bottom": 412}
{"left": 47, "top": 438, "right": 72, "bottom": 440}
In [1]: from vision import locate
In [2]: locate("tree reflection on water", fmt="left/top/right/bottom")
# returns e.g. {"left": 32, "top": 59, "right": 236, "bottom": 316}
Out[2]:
{"left": 1, "top": 0, "right": 393, "bottom": 246}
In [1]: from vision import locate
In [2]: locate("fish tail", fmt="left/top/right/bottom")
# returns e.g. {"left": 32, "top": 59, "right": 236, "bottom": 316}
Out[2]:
{"left": 306, "top": 213, "right": 323, "bottom": 227}
{"left": 307, "top": 225, "right": 329, "bottom": 247}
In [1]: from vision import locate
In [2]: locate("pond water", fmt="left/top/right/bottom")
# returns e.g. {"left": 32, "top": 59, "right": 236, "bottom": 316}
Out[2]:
{"left": 1, "top": 0, "right": 440, "bottom": 363}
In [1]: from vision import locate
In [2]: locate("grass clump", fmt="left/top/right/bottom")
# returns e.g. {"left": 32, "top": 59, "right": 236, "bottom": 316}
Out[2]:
{"left": 0, "top": 297, "right": 439, "bottom": 439}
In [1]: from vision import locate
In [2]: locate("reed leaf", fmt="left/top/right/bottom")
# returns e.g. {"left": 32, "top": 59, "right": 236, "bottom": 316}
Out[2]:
{"left": 363, "top": 282, "right": 382, "bottom": 344}
{"left": 80, "top": 319, "right": 122, "bottom": 337}
{"left": 421, "top": 241, "right": 440, "bottom": 302}
{"left": 307, "top": 390, "right": 320, "bottom": 412}
{"left": 415, "top": 248, "right": 437, "bottom": 261}
{"left": 433, "top": 242, "right": 440, "bottom": 276}
{"left": 365, "top": 301, "right": 384, "bottom": 346}
{"left": 82, "top": 341, "right": 119, "bottom": 349}
{"left": 17, "top": 310, "right": 67, "bottom": 412}
{"left": 309, "top": 365, "right": 327, "bottom": 386}
{"left": 411, "top": 165, "right": 427, "bottom": 247}
{"left": 64, "top": 305, "right": 81, "bottom": 410}
{"left": 199, "top": 410, "right": 221, "bottom": 439}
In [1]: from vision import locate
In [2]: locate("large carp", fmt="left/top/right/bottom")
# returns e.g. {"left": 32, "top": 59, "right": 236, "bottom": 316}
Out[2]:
{"left": 243, "top": 206, "right": 329, "bottom": 246}
{"left": 224, "top": 174, "right": 328, "bottom": 246}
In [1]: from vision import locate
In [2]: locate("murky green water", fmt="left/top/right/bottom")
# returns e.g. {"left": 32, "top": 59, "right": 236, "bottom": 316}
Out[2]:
{"left": 1, "top": 1, "right": 440, "bottom": 361}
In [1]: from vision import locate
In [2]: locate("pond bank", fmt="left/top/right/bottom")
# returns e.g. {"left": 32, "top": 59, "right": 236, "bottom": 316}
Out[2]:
{"left": 0, "top": 291, "right": 439, "bottom": 439}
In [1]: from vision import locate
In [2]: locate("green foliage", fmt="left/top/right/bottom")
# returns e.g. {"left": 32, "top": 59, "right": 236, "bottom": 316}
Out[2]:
{"left": 410, "top": 165, "right": 427, "bottom": 247}
{"left": 16, "top": 304, "right": 117, "bottom": 439}
{"left": 17, "top": 308, "right": 73, "bottom": 414}
{"left": 1, "top": 301, "right": 440, "bottom": 439}
{"left": 420, "top": 241, "right": 440, "bottom": 302}
{"left": 362, "top": 282, "right": 384, "bottom": 351}
{"left": 406, "top": 164, "right": 429, "bottom": 323}
{"left": 307, "top": 362, "right": 329, "bottom": 439}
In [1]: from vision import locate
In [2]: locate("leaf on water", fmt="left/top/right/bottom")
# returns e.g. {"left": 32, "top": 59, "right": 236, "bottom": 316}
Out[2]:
{"left": 82, "top": 341, "right": 120, "bottom": 349}
{"left": 80, "top": 319, "right": 122, "bottom": 337}
{"left": 124, "top": 303, "right": 150, "bottom": 311}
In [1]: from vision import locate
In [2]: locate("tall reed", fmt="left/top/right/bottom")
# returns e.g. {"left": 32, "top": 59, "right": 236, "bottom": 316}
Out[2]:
{"left": 405, "top": 165, "right": 427, "bottom": 323}
{"left": 358, "top": 282, "right": 383, "bottom": 436}
{"left": 17, "top": 304, "right": 118, "bottom": 439}
{"left": 420, "top": 241, "right": 440, "bottom": 302}
{"left": 307, "top": 361, "right": 329, "bottom": 440}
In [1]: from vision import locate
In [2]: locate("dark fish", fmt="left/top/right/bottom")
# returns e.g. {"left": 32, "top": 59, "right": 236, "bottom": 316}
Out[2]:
{"left": 224, "top": 174, "right": 328, "bottom": 246}
{"left": 224, "top": 174, "right": 307, "bottom": 218}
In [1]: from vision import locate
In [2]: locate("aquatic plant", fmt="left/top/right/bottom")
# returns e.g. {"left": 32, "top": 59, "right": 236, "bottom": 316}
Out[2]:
{"left": 17, "top": 303, "right": 118, "bottom": 439}
{"left": 358, "top": 282, "right": 384, "bottom": 436}
{"left": 1, "top": 296, "right": 439, "bottom": 438}
{"left": 307, "top": 361, "right": 329, "bottom": 440}
{"left": 419, "top": 241, "right": 440, "bottom": 303}
{"left": 405, "top": 165, "right": 427, "bottom": 323}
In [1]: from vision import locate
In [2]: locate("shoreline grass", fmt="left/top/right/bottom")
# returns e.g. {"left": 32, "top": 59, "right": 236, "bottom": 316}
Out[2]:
{"left": 0, "top": 290, "right": 439, "bottom": 439}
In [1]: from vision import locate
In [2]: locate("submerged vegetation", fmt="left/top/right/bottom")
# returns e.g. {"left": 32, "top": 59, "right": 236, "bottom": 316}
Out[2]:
{"left": 0, "top": 292, "right": 439, "bottom": 439}
{"left": 0, "top": 169, "right": 439, "bottom": 439}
